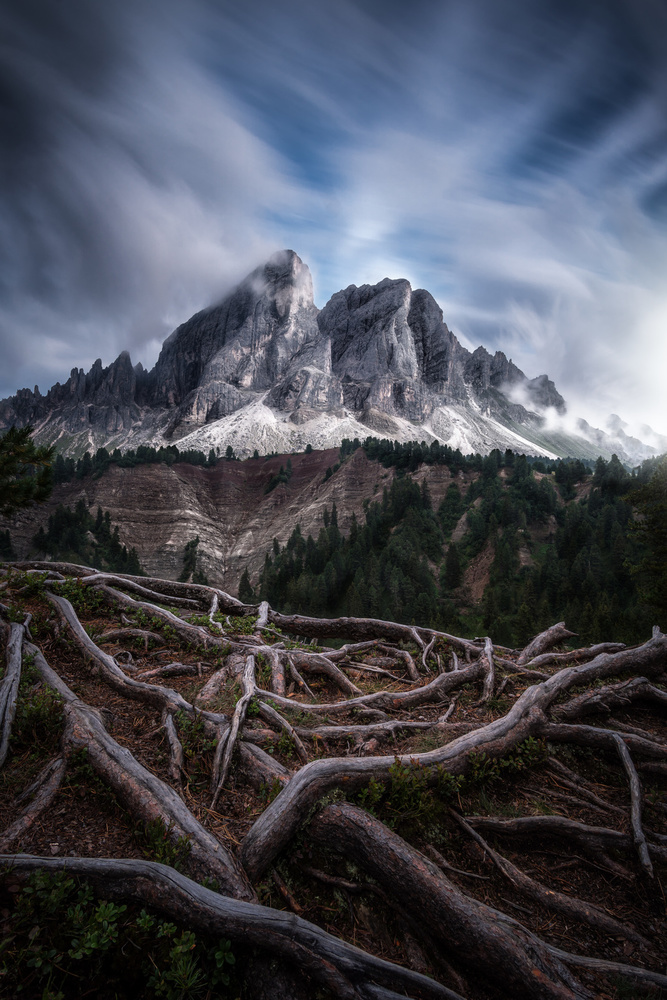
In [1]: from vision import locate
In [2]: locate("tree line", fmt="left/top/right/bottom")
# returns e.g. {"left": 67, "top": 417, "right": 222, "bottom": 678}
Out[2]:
{"left": 32, "top": 500, "right": 143, "bottom": 575}
{"left": 244, "top": 450, "right": 667, "bottom": 647}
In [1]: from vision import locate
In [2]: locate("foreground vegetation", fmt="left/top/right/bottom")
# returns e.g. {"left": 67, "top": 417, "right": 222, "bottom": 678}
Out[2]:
{"left": 1, "top": 561, "right": 666, "bottom": 999}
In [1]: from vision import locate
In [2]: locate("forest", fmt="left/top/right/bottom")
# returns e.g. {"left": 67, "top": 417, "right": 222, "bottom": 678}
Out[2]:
{"left": 249, "top": 448, "right": 665, "bottom": 649}
{"left": 32, "top": 500, "right": 143, "bottom": 576}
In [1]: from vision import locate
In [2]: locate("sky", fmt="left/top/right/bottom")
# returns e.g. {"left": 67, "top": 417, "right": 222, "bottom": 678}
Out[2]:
{"left": 1, "top": 0, "right": 667, "bottom": 435}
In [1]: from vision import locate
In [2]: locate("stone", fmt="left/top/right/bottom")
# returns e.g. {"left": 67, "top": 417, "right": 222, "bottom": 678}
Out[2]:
{"left": 1, "top": 249, "right": 660, "bottom": 463}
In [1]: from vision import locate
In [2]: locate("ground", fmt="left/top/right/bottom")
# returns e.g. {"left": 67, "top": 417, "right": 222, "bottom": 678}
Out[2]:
{"left": 1, "top": 561, "right": 666, "bottom": 1000}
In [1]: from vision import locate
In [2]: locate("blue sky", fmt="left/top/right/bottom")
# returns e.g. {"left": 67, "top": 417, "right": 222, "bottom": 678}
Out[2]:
{"left": 1, "top": 0, "right": 667, "bottom": 434}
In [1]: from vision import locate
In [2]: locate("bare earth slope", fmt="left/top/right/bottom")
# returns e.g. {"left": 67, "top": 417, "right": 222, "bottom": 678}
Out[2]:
{"left": 2, "top": 450, "right": 471, "bottom": 593}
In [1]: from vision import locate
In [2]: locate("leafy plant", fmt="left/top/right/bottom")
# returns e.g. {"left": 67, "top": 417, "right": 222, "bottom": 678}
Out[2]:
{"left": 138, "top": 818, "right": 192, "bottom": 872}
{"left": 0, "top": 868, "right": 239, "bottom": 999}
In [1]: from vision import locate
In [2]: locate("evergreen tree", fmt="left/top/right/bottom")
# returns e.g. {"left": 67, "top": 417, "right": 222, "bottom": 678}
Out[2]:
{"left": 0, "top": 426, "right": 53, "bottom": 516}
{"left": 442, "top": 542, "right": 462, "bottom": 589}
{"left": 178, "top": 537, "right": 200, "bottom": 583}
{"left": 238, "top": 567, "right": 255, "bottom": 603}
{"left": 627, "top": 456, "right": 667, "bottom": 624}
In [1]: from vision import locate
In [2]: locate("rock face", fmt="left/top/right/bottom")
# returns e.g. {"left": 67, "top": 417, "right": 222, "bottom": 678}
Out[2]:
{"left": 1, "top": 448, "right": 473, "bottom": 594}
{"left": 5, "top": 247, "right": 654, "bottom": 462}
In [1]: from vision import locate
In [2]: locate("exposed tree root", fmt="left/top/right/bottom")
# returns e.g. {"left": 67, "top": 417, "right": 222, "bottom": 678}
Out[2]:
{"left": 94, "top": 626, "right": 166, "bottom": 647}
{"left": 0, "top": 758, "right": 66, "bottom": 850}
{"left": 309, "top": 803, "right": 592, "bottom": 1000}
{"left": 553, "top": 675, "right": 667, "bottom": 721}
{"left": 2, "top": 563, "right": 666, "bottom": 998}
{"left": 0, "top": 621, "right": 23, "bottom": 768}
{"left": 211, "top": 655, "right": 256, "bottom": 807}
{"left": 464, "top": 814, "right": 667, "bottom": 866}
{"left": 450, "top": 810, "right": 650, "bottom": 945}
{"left": 517, "top": 622, "right": 577, "bottom": 665}
{"left": 611, "top": 731, "right": 653, "bottom": 877}
{"left": 47, "top": 592, "right": 194, "bottom": 716}
{"left": 24, "top": 640, "right": 254, "bottom": 899}
{"left": 1, "top": 855, "right": 463, "bottom": 1000}
{"left": 477, "top": 636, "right": 495, "bottom": 703}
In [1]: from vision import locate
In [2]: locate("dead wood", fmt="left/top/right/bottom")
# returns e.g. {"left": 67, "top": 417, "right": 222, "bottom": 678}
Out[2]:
{"left": 94, "top": 627, "right": 166, "bottom": 647}
{"left": 161, "top": 710, "right": 185, "bottom": 785}
{"left": 542, "top": 946, "right": 667, "bottom": 992}
{"left": 309, "top": 802, "right": 591, "bottom": 999}
{"left": 0, "top": 855, "right": 462, "bottom": 1000}
{"left": 24, "top": 640, "right": 254, "bottom": 899}
{"left": 523, "top": 642, "right": 626, "bottom": 670}
{"left": 268, "top": 609, "right": 483, "bottom": 654}
{"left": 47, "top": 592, "right": 194, "bottom": 716}
{"left": 478, "top": 635, "right": 495, "bottom": 703}
{"left": 194, "top": 665, "right": 228, "bottom": 705}
{"left": 345, "top": 661, "right": 414, "bottom": 683}
{"left": 237, "top": 741, "right": 291, "bottom": 790}
{"left": 241, "top": 706, "right": 541, "bottom": 881}
{"left": 255, "top": 600, "right": 270, "bottom": 631}
{"left": 2, "top": 561, "right": 666, "bottom": 997}
{"left": 256, "top": 643, "right": 286, "bottom": 695}
{"left": 77, "top": 572, "right": 201, "bottom": 607}
{"left": 48, "top": 566, "right": 244, "bottom": 611}
{"left": 517, "top": 622, "right": 578, "bottom": 665}
{"left": 0, "top": 758, "right": 66, "bottom": 850}
{"left": 289, "top": 649, "right": 363, "bottom": 696}
{"left": 254, "top": 659, "right": 484, "bottom": 719}
{"left": 297, "top": 719, "right": 433, "bottom": 742}
{"left": 257, "top": 699, "right": 309, "bottom": 763}
{"left": 242, "top": 635, "right": 667, "bottom": 881}
{"left": 287, "top": 656, "right": 317, "bottom": 698}
{"left": 464, "top": 814, "right": 667, "bottom": 866}
{"left": 92, "top": 584, "right": 231, "bottom": 650}
{"left": 610, "top": 731, "right": 653, "bottom": 877}
{"left": 544, "top": 759, "right": 624, "bottom": 815}
{"left": 12, "top": 560, "right": 98, "bottom": 576}
{"left": 553, "top": 676, "right": 667, "bottom": 721}
{"left": 540, "top": 720, "right": 667, "bottom": 761}
{"left": 135, "top": 661, "right": 201, "bottom": 679}
{"left": 450, "top": 810, "right": 649, "bottom": 945}
{"left": 211, "top": 654, "right": 256, "bottom": 806}
{"left": 0, "top": 621, "right": 23, "bottom": 768}
{"left": 493, "top": 655, "right": 550, "bottom": 679}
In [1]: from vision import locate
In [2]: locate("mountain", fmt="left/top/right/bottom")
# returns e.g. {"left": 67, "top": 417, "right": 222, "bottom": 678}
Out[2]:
{"left": 1, "top": 250, "right": 663, "bottom": 462}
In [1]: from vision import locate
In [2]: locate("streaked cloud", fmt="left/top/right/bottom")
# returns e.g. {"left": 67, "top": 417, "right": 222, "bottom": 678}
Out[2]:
{"left": 1, "top": 0, "right": 666, "bottom": 434}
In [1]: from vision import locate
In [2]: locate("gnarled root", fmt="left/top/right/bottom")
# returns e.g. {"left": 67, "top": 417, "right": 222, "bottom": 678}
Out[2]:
{"left": 24, "top": 640, "right": 254, "bottom": 900}
{"left": 0, "top": 854, "right": 463, "bottom": 1000}
{"left": 309, "top": 802, "right": 592, "bottom": 1000}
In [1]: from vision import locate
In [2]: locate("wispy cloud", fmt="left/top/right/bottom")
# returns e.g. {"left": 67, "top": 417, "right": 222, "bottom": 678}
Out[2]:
{"left": 1, "top": 0, "right": 666, "bottom": 434}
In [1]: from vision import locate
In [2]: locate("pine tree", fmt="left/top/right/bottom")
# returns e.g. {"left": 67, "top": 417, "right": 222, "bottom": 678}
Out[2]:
{"left": 239, "top": 567, "right": 255, "bottom": 603}
{"left": 442, "top": 542, "right": 462, "bottom": 589}
{"left": 0, "top": 426, "right": 53, "bottom": 516}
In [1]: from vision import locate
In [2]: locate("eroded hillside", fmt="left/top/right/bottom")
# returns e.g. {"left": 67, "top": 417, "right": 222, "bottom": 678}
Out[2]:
{"left": 2, "top": 448, "right": 472, "bottom": 594}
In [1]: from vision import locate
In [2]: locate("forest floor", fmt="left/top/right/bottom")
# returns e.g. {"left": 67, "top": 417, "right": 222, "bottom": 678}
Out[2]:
{"left": 0, "top": 561, "right": 666, "bottom": 1000}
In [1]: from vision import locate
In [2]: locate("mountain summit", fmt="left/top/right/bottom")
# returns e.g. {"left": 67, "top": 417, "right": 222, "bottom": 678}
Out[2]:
{"left": 0, "top": 251, "right": 657, "bottom": 461}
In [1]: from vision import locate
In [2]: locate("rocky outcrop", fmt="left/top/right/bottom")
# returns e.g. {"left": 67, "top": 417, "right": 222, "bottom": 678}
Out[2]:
{"left": 3, "top": 247, "right": 647, "bottom": 461}
{"left": 0, "top": 448, "right": 470, "bottom": 594}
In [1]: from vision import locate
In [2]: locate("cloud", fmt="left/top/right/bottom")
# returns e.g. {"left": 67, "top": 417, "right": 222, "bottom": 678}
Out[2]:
{"left": 275, "top": 0, "right": 667, "bottom": 433}
{"left": 1, "top": 0, "right": 666, "bottom": 438}
{"left": 0, "top": 0, "right": 302, "bottom": 395}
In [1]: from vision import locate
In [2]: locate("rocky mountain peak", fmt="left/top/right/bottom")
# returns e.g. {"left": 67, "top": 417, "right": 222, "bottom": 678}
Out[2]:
{"left": 261, "top": 249, "right": 314, "bottom": 316}
{"left": 3, "top": 249, "right": 655, "bottom": 463}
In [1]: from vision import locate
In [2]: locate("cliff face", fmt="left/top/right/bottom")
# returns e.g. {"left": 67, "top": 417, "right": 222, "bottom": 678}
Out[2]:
{"left": 0, "top": 248, "right": 579, "bottom": 459}
{"left": 2, "top": 449, "right": 470, "bottom": 594}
